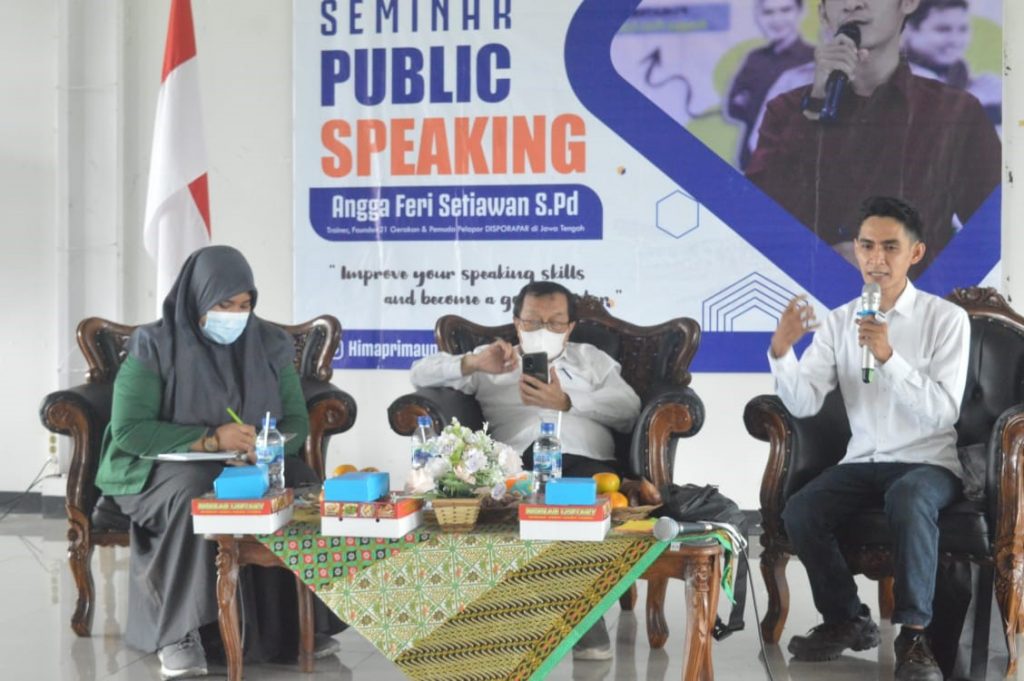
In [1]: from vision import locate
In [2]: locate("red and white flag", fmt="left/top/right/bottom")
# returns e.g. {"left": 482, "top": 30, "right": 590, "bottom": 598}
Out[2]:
{"left": 144, "top": 0, "right": 210, "bottom": 309}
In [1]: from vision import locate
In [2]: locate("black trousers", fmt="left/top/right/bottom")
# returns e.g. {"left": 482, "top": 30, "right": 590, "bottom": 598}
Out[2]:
{"left": 521, "top": 449, "right": 620, "bottom": 478}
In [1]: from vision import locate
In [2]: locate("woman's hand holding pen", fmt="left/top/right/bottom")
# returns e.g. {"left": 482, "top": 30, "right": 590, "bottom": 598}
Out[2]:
{"left": 216, "top": 423, "right": 257, "bottom": 462}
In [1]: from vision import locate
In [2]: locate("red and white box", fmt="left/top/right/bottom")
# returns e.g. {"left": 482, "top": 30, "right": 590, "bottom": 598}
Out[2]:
{"left": 191, "top": 488, "right": 294, "bottom": 535}
{"left": 518, "top": 496, "right": 612, "bottom": 541}
{"left": 320, "top": 495, "right": 423, "bottom": 538}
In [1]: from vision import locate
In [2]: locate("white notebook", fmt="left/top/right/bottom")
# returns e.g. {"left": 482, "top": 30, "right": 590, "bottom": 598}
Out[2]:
{"left": 142, "top": 452, "right": 247, "bottom": 462}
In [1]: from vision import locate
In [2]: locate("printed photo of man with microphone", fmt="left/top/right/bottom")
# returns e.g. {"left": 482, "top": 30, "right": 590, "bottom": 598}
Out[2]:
{"left": 766, "top": 196, "right": 970, "bottom": 681}
{"left": 745, "top": 0, "right": 1000, "bottom": 278}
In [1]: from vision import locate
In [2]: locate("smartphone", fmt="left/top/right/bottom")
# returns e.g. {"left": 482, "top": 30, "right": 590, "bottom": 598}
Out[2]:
{"left": 521, "top": 351, "right": 549, "bottom": 383}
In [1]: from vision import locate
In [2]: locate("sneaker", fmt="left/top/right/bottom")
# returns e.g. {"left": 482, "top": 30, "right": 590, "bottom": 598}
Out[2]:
{"left": 313, "top": 633, "right": 341, "bottom": 660}
{"left": 894, "top": 632, "right": 943, "bottom": 681}
{"left": 158, "top": 630, "right": 208, "bottom": 680}
{"left": 787, "top": 604, "right": 880, "bottom": 662}
{"left": 573, "top": 618, "right": 613, "bottom": 661}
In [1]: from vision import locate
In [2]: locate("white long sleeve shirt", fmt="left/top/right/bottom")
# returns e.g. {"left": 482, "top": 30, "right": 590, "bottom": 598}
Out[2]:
{"left": 409, "top": 342, "right": 642, "bottom": 460}
{"left": 768, "top": 281, "right": 970, "bottom": 477}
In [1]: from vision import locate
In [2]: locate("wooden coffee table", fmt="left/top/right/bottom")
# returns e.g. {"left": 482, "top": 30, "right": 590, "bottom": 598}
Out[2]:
{"left": 211, "top": 533, "right": 722, "bottom": 681}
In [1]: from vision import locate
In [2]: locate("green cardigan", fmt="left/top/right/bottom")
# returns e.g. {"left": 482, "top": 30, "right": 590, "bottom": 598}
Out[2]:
{"left": 95, "top": 355, "right": 310, "bottom": 496}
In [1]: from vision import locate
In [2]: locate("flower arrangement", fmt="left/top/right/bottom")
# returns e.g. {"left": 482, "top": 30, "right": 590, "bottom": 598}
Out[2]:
{"left": 405, "top": 418, "right": 523, "bottom": 499}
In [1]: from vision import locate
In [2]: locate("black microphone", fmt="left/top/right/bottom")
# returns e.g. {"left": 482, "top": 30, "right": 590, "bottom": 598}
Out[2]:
{"left": 820, "top": 23, "right": 861, "bottom": 122}
{"left": 653, "top": 516, "right": 714, "bottom": 541}
{"left": 859, "top": 282, "right": 881, "bottom": 383}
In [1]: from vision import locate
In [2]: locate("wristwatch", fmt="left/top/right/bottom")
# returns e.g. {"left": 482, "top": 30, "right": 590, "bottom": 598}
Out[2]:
{"left": 800, "top": 91, "right": 825, "bottom": 120}
{"left": 202, "top": 430, "right": 220, "bottom": 453}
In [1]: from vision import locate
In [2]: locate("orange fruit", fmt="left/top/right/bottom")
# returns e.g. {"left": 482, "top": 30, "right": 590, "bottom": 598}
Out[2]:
{"left": 607, "top": 491, "right": 629, "bottom": 509}
{"left": 592, "top": 472, "right": 620, "bottom": 494}
{"left": 331, "top": 463, "right": 358, "bottom": 477}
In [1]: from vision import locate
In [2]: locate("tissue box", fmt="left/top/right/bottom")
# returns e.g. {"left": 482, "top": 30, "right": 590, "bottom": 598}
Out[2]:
{"left": 323, "top": 471, "right": 389, "bottom": 503}
{"left": 213, "top": 466, "right": 269, "bottom": 500}
{"left": 543, "top": 477, "right": 597, "bottom": 506}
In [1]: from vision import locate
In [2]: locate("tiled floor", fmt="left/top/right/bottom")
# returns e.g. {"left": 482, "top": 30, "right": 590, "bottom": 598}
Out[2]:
{"left": 1, "top": 515, "right": 1016, "bottom": 680}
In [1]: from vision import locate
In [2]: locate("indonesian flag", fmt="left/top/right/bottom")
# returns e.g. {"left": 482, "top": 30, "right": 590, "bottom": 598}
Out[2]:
{"left": 144, "top": 0, "right": 210, "bottom": 309}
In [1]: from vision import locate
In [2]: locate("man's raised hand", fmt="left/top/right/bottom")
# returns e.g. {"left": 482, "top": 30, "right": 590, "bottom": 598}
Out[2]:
{"left": 461, "top": 338, "right": 516, "bottom": 375}
{"left": 770, "top": 295, "right": 818, "bottom": 358}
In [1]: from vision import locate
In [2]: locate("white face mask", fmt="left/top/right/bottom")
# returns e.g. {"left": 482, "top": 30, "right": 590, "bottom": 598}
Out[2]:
{"left": 519, "top": 328, "right": 567, "bottom": 360}
{"left": 201, "top": 310, "right": 250, "bottom": 345}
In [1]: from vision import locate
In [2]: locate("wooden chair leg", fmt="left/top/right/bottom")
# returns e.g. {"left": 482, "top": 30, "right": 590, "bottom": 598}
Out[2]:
{"left": 878, "top": 576, "right": 895, "bottom": 620}
{"left": 994, "top": 549, "right": 1021, "bottom": 677}
{"left": 645, "top": 576, "right": 669, "bottom": 649}
{"left": 759, "top": 547, "right": 790, "bottom": 644}
{"left": 619, "top": 583, "right": 637, "bottom": 611}
{"left": 68, "top": 518, "right": 95, "bottom": 637}
{"left": 296, "top": 577, "right": 315, "bottom": 672}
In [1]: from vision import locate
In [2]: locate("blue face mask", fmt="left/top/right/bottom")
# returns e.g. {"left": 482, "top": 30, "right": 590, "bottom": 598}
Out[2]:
{"left": 201, "top": 311, "right": 250, "bottom": 345}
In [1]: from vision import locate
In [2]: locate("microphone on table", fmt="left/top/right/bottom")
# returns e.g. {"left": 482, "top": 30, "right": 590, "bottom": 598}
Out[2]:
{"left": 654, "top": 517, "right": 749, "bottom": 550}
{"left": 653, "top": 517, "right": 714, "bottom": 541}
{"left": 859, "top": 282, "right": 882, "bottom": 384}
{"left": 820, "top": 23, "right": 861, "bottom": 123}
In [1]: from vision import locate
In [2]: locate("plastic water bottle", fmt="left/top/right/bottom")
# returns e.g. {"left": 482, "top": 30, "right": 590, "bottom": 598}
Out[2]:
{"left": 410, "top": 415, "right": 435, "bottom": 469}
{"left": 256, "top": 413, "right": 286, "bottom": 493}
{"left": 533, "top": 421, "right": 562, "bottom": 494}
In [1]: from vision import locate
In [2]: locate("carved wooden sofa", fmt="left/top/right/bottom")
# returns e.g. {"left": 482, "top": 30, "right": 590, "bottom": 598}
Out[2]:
{"left": 39, "top": 315, "right": 357, "bottom": 636}
{"left": 745, "top": 287, "right": 1024, "bottom": 676}
{"left": 386, "top": 295, "right": 705, "bottom": 646}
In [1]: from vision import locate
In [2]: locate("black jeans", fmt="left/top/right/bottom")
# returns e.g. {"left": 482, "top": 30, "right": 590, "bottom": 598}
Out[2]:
{"left": 782, "top": 462, "right": 961, "bottom": 627}
{"left": 521, "top": 449, "right": 620, "bottom": 478}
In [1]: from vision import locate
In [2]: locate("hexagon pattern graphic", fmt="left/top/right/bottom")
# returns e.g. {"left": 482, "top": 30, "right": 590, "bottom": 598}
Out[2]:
{"left": 702, "top": 273, "right": 798, "bottom": 332}
{"left": 655, "top": 189, "right": 700, "bottom": 238}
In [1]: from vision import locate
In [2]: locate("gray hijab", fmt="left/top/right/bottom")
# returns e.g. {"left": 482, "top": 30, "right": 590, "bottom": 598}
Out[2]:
{"left": 127, "top": 245, "right": 294, "bottom": 429}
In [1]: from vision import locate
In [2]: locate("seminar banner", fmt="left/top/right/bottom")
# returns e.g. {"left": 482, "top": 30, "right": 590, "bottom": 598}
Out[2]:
{"left": 293, "top": 0, "right": 1002, "bottom": 371}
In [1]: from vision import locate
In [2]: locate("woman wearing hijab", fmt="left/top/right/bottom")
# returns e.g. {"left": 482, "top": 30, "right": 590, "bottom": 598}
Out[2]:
{"left": 95, "top": 246, "right": 343, "bottom": 679}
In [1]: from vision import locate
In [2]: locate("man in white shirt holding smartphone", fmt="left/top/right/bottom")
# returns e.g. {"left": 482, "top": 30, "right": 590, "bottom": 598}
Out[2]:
{"left": 410, "top": 281, "right": 643, "bottom": 662}
{"left": 768, "top": 196, "right": 969, "bottom": 681}
{"left": 411, "top": 281, "right": 641, "bottom": 478}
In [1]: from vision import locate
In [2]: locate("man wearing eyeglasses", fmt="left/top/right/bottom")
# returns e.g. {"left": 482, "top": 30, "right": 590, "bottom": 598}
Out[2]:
{"left": 411, "top": 281, "right": 642, "bottom": 479}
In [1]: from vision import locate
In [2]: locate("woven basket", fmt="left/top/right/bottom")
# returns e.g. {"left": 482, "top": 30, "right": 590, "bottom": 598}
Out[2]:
{"left": 432, "top": 497, "right": 482, "bottom": 532}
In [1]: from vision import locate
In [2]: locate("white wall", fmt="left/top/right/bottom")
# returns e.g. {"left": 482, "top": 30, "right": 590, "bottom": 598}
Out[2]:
{"left": 6, "top": 0, "right": 1021, "bottom": 509}
{"left": 2, "top": 1, "right": 59, "bottom": 490}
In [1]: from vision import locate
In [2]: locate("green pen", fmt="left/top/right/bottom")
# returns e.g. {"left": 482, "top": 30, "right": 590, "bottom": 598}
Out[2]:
{"left": 226, "top": 407, "right": 244, "bottom": 425}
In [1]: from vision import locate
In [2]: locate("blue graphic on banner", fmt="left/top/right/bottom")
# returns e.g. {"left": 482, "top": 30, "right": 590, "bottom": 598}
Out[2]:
{"left": 336, "top": 329, "right": 438, "bottom": 369}
{"left": 310, "top": 184, "right": 602, "bottom": 241}
{"left": 618, "top": 3, "right": 731, "bottom": 34}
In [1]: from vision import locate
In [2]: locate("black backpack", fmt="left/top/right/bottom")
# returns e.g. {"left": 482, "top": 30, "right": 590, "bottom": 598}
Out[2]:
{"left": 654, "top": 483, "right": 749, "bottom": 640}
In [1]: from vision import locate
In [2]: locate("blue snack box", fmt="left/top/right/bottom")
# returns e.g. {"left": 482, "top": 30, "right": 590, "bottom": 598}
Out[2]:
{"left": 544, "top": 477, "right": 597, "bottom": 506}
{"left": 214, "top": 466, "right": 269, "bottom": 500}
{"left": 323, "top": 471, "right": 390, "bottom": 503}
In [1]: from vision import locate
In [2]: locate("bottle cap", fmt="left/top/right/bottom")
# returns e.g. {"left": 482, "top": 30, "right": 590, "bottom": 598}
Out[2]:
{"left": 540, "top": 421, "right": 556, "bottom": 434}
{"left": 417, "top": 415, "right": 432, "bottom": 427}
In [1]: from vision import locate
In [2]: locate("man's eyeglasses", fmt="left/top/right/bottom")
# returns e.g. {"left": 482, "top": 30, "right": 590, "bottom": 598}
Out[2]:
{"left": 516, "top": 317, "right": 571, "bottom": 333}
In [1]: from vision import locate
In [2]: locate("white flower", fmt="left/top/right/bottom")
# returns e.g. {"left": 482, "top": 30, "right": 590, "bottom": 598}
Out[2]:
{"left": 490, "top": 481, "right": 506, "bottom": 500}
{"left": 426, "top": 456, "right": 451, "bottom": 478}
{"left": 404, "top": 467, "right": 436, "bottom": 494}
{"left": 497, "top": 444, "right": 523, "bottom": 476}
{"left": 453, "top": 464, "right": 475, "bottom": 484}
{"left": 462, "top": 448, "right": 486, "bottom": 473}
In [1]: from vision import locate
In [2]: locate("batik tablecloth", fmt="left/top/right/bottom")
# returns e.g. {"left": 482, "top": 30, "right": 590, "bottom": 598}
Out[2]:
{"left": 258, "top": 515, "right": 666, "bottom": 680}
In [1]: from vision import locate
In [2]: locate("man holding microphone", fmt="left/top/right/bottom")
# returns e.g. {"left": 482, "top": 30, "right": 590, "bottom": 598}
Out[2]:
{"left": 767, "top": 196, "right": 969, "bottom": 681}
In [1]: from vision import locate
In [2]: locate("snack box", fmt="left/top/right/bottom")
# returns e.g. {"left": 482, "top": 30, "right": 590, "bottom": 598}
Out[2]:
{"left": 192, "top": 488, "right": 293, "bottom": 535}
{"left": 519, "top": 517, "right": 611, "bottom": 542}
{"left": 322, "top": 471, "right": 389, "bottom": 503}
{"left": 543, "top": 477, "right": 598, "bottom": 506}
{"left": 213, "top": 465, "right": 268, "bottom": 500}
{"left": 319, "top": 493, "right": 423, "bottom": 538}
